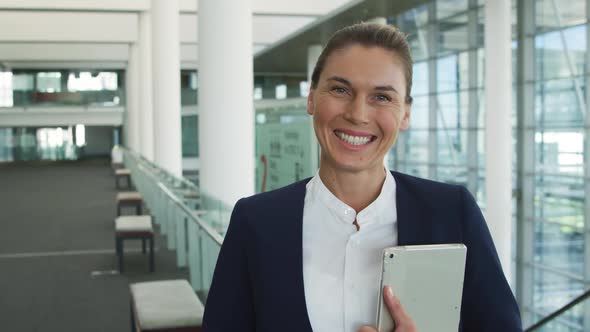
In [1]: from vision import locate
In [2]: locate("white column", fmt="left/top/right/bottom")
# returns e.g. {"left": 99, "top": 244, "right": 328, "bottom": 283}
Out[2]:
{"left": 485, "top": 0, "right": 512, "bottom": 280}
{"left": 199, "top": 0, "right": 254, "bottom": 207}
{"left": 151, "top": 0, "right": 182, "bottom": 176}
{"left": 125, "top": 42, "right": 140, "bottom": 152}
{"left": 307, "top": 44, "right": 322, "bottom": 84}
{"left": 139, "top": 12, "right": 155, "bottom": 161}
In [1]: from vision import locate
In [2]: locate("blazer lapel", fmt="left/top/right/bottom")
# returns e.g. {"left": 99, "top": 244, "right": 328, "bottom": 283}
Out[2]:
{"left": 279, "top": 179, "right": 314, "bottom": 331}
{"left": 393, "top": 171, "right": 432, "bottom": 245}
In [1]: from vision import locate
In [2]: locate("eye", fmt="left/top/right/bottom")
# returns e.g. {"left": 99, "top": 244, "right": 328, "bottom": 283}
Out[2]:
{"left": 331, "top": 86, "right": 348, "bottom": 95}
{"left": 374, "top": 94, "right": 392, "bottom": 103}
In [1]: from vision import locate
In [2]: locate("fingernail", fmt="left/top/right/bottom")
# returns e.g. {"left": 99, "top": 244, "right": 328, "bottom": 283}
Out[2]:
{"left": 385, "top": 285, "right": 394, "bottom": 298}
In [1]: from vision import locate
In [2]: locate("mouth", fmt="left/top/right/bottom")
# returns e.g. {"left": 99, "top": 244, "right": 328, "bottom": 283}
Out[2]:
{"left": 334, "top": 130, "right": 377, "bottom": 146}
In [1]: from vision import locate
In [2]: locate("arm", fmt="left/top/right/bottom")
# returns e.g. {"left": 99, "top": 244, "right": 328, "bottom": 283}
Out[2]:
{"left": 201, "top": 199, "right": 256, "bottom": 332}
{"left": 458, "top": 186, "right": 523, "bottom": 331}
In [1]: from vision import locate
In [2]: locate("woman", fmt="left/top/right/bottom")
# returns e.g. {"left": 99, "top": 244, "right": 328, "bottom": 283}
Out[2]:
{"left": 202, "top": 23, "right": 522, "bottom": 332}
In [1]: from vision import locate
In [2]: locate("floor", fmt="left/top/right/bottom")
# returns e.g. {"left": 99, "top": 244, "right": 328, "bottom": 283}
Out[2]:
{"left": 0, "top": 159, "right": 189, "bottom": 332}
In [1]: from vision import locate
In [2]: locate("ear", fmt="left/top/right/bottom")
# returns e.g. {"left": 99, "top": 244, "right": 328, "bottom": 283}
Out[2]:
{"left": 399, "top": 103, "right": 411, "bottom": 131}
{"left": 307, "top": 89, "right": 315, "bottom": 115}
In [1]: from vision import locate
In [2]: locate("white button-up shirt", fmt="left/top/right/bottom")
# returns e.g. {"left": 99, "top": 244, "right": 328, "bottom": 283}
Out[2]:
{"left": 302, "top": 171, "right": 398, "bottom": 332}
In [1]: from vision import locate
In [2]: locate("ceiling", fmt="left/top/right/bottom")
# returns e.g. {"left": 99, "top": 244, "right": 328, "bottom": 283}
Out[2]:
{"left": 253, "top": 0, "right": 429, "bottom": 75}
{"left": 0, "top": 0, "right": 429, "bottom": 73}
{"left": 0, "top": 0, "right": 356, "bottom": 70}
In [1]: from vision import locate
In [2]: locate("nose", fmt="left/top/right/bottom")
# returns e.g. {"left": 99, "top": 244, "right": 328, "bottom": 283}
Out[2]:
{"left": 344, "top": 95, "right": 370, "bottom": 125}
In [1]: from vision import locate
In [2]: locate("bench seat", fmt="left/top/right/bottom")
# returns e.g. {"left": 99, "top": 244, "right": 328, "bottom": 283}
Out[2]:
{"left": 115, "top": 215, "right": 154, "bottom": 272}
{"left": 130, "top": 280, "right": 203, "bottom": 332}
{"left": 116, "top": 191, "right": 143, "bottom": 215}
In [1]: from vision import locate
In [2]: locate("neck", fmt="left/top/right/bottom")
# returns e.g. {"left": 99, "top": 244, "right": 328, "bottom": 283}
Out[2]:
{"left": 318, "top": 164, "right": 387, "bottom": 213}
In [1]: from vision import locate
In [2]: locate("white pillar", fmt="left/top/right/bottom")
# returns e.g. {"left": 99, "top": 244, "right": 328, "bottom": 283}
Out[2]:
{"left": 307, "top": 44, "right": 322, "bottom": 84}
{"left": 199, "top": 0, "right": 254, "bottom": 207}
{"left": 125, "top": 42, "right": 140, "bottom": 152}
{"left": 151, "top": 0, "right": 182, "bottom": 176}
{"left": 485, "top": 0, "right": 512, "bottom": 280}
{"left": 139, "top": 12, "right": 155, "bottom": 161}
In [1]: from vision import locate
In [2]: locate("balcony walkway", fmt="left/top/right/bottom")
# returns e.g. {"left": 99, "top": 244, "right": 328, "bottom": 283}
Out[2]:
{"left": 0, "top": 158, "right": 188, "bottom": 332}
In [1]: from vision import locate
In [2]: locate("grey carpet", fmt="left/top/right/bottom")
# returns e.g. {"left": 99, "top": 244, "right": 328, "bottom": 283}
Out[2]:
{"left": 0, "top": 159, "right": 190, "bottom": 332}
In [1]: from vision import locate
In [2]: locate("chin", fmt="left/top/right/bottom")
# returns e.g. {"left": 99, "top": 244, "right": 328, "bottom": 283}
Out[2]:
{"left": 327, "top": 157, "right": 378, "bottom": 174}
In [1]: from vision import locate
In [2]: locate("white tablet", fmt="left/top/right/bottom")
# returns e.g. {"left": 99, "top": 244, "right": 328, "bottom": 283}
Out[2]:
{"left": 376, "top": 244, "right": 467, "bottom": 332}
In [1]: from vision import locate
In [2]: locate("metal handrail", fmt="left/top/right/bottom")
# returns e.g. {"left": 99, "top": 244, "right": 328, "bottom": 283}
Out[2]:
{"left": 129, "top": 149, "right": 198, "bottom": 190}
{"left": 124, "top": 148, "right": 223, "bottom": 245}
{"left": 525, "top": 288, "right": 590, "bottom": 331}
{"left": 124, "top": 147, "right": 226, "bottom": 293}
{"left": 157, "top": 182, "right": 223, "bottom": 245}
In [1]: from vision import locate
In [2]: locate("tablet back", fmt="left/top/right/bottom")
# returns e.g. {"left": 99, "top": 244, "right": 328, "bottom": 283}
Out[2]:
{"left": 376, "top": 244, "right": 467, "bottom": 332}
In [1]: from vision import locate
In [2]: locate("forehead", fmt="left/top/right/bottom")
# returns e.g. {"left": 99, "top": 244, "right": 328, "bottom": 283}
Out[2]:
{"left": 320, "top": 44, "right": 407, "bottom": 91}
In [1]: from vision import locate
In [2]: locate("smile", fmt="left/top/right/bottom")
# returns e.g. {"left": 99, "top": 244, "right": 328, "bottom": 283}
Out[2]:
{"left": 334, "top": 130, "right": 376, "bottom": 146}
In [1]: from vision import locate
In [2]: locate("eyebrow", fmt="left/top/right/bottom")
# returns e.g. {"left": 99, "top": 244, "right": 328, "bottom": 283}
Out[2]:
{"left": 326, "top": 75, "right": 400, "bottom": 95}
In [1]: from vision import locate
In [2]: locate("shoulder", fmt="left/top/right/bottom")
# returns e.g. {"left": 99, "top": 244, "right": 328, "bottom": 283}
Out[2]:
{"left": 239, "top": 178, "right": 310, "bottom": 207}
{"left": 391, "top": 171, "right": 469, "bottom": 206}
{"left": 231, "top": 178, "right": 310, "bottom": 224}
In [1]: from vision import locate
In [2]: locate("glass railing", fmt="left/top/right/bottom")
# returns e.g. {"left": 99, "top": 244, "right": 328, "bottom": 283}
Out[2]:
{"left": 525, "top": 289, "right": 590, "bottom": 332}
{"left": 123, "top": 148, "right": 227, "bottom": 296}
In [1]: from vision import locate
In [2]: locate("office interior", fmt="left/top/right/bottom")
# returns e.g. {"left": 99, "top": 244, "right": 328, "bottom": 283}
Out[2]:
{"left": 0, "top": 0, "right": 587, "bottom": 331}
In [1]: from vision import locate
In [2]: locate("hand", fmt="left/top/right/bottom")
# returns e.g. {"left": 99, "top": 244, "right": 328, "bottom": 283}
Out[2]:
{"left": 358, "top": 286, "right": 418, "bottom": 332}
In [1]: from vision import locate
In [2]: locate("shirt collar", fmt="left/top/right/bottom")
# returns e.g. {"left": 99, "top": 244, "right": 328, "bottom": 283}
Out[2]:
{"left": 306, "top": 170, "right": 397, "bottom": 229}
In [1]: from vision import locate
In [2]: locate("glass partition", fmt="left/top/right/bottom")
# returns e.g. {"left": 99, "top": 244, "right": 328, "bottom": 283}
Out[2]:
{"left": 4, "top": 70, "right": 123, "bottom": 108}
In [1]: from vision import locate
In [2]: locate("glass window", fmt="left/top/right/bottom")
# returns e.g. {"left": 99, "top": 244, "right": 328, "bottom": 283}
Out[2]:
{"left": 412, "top": 62, "right": 429, "bottom": 96}
{"left": 438, "top": 15, "right": 469, "bottom": 54}
{"left": 276, "top": 84, "right": 287, "bottom": 99}
{"left": 436, "top": 165, "right": 468, "bottom": 186}
{"left": 37, "top": 72, "right": 62, "bottom": 93}
{"left": 410, "top": 96, "right": 429, "bottom": 129}
{"left": 399, "top": 4, "right": 430, "bottom": 30}
{"left": 182, "top": 115, "right": 198, "bottom": 157}
{"left": 68, "top": 72, "right": 118, "bottom": 91}
{"left": 535, "top": 26, "right": 586, "bottom": 80}
{"left": 535, "top": 78, "right": 584, "bottom": 127}
{"left": 534, "top": 131, "right": 584, "bottom": 175}
{"left": 407, "top": 30, "right": 429, "bottom": 62}
{"left": 535, "top": 0, "right": 586, "bottom": 33}
{"left": 533, "top": 270, "right": 585, "bottom": 322}
{"left": 437, "top": 91, "right": 469, "bottom": 129}
{"left": 403, "top": 129, "right": 429, "bottom": 164}
{"left": 436, "top": 0, "right": 468, "bottom": 20}
{"left": 0, "top": 71, "right": 13, "bottom": 107}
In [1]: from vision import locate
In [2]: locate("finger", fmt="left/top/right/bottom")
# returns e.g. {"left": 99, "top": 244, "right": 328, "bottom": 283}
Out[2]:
{"left": 358, "top": 326, "right": 378, "bottom": 332}
{"left": 383, "top": 286, "right": 415, "bottom": 330}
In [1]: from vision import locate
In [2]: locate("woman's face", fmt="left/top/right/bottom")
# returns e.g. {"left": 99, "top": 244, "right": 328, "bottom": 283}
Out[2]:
{"left": 307, "top": 44, "right": 411, "bottom": 175}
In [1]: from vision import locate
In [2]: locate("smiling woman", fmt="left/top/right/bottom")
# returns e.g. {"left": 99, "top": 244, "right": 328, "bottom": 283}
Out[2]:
{"left": 307, "top": 44, "right": 411, "bottom": 211}
{"left": 202, "top": 23, "right": 522, "bottom": 332}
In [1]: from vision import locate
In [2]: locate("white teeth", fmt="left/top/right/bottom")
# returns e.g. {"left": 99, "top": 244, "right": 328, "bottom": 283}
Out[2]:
{"left": 335, "top": 131, "right": 372, "bottom": 146}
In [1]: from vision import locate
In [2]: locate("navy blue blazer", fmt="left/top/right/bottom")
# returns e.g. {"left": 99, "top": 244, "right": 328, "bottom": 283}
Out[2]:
{"left": 202, "top": 171, "right": 523, "bottom": 331}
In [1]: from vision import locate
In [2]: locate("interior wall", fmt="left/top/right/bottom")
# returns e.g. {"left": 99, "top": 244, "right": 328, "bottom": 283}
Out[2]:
{"left": 83, "top": 126, "right": 113, "bottom": 157}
